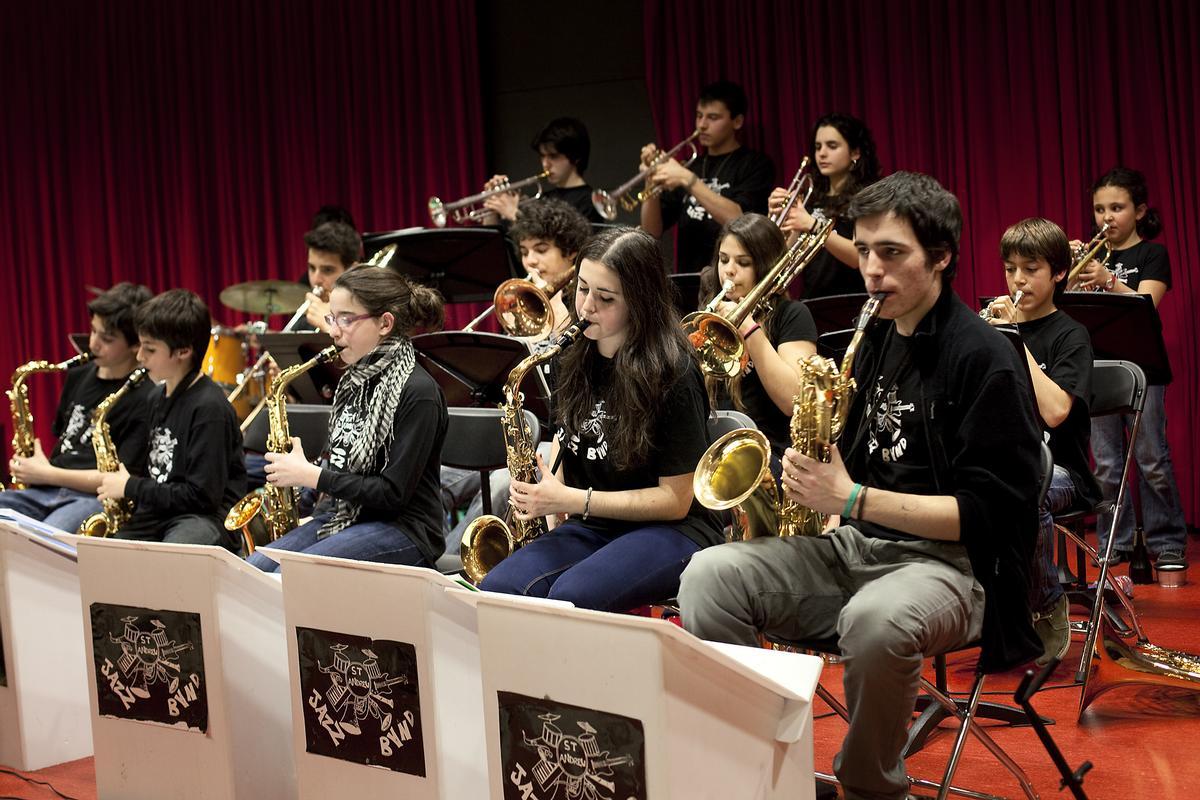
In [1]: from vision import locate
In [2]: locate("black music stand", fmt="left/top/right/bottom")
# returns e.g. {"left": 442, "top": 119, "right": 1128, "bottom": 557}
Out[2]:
{"left": 259, "top": 332, "right": 340, "bottom": 404}
{"left": 803, "top": 293, "right": 869, "bottom": 337}
{"left": 413, "top": 331, "right": 551, "bottom": 425}
{"left": 669, "top": 272, "right": 703, "bottom": 317}
{"left": 362, "top": 228, "right": 519, "bottom": 303}
{"left": 1057, "top": 293, "right": 1172, "bottom": 384}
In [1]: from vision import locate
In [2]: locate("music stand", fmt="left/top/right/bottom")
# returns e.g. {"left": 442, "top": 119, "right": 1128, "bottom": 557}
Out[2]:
{"left": 68, "top": 333, "right": 90, "bottom": 355}
{"left": 413, "top": 332, "right": 550, "bottom": 424}
{"left": 669, "top": 272, "right": 703, "bottom": 317}
{"left": 803, "top": 293, "right": 869, "bottom": 337}
{"left": 362, "top": 228, "right": 519, "bottom": 303}
{"left": 1058, "top": 293, "right": 1172, "bottom": 384}
{"left": 258, "top": 332, "right": 341, "bottom": 403}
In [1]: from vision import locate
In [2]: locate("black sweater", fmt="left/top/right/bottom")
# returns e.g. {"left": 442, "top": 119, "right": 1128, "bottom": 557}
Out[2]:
{"left": 840, "top": 288, "right": 1044, "bottom": 672}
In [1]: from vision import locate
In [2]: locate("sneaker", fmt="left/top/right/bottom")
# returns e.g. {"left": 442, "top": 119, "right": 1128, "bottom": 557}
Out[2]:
{"left": 1092, "top": 549, "right": 1132, "bottom": 568}
{"left": 1033, "top": 594, "right": 1071, "bottom": 667}
{"left": 1155, "top": 551, "right": 1187, "bottom": 569}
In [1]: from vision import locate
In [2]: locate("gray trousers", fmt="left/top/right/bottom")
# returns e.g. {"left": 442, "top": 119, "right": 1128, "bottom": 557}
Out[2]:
{"left": 678, "top": 526, "right": 984, "bottom": 800}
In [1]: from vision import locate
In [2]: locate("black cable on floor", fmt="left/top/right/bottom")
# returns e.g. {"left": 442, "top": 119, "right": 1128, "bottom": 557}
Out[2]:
{"left": 0, "top": 767, "right": 81, "bottom": 800}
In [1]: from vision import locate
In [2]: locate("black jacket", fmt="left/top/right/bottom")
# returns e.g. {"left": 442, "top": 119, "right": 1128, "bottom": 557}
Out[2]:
{"left": 841, "top": 288, "right": 1043, "bottom": 672}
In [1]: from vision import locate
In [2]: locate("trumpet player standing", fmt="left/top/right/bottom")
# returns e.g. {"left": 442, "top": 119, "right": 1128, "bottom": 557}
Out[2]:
{"left": 481, "top": 117, "right": 604, "bottom": 224}
{"left": 679, "top": 173, "right": 1044, "bottom": 800}
{"left": 985, "top": 218, "right": 1100, "bottom": 665}
{"left": 639, "top": 81, "right": 774, "bottom": 273}
{"left": 2, "top": 283, "right": 155, "bottom": 532}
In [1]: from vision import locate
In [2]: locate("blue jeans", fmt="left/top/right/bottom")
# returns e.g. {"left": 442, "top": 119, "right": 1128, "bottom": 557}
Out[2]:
{"left": 247, "top": 514, "right": 432, "bottom": 573}
{"left": 1092, "top": 385, "right": 1187, "bottom": 556}
{"left": 0, "top": 486, "right": 101, "bottom": 533}
{"left": 478, "top": 521, "right": 701, "bottom": 612}
{"left": 1034, "top": 466, "right": 1075, "bottom": 614}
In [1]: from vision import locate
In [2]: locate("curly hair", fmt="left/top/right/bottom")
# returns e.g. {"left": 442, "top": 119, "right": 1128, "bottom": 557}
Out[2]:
{"left": 510, "top": 198, "right": 591, "bottom": 257}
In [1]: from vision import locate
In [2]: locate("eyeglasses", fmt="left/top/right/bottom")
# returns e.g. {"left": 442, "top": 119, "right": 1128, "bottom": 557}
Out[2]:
{"left": 323, "top": 312, "right": 377, "bottom": 330}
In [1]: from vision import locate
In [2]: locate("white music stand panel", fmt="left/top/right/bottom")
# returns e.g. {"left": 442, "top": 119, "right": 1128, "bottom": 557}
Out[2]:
{"left": 273, "top": 551, "right": 488, "bottom": 800}
{"left": 0, "top": 517, "right": 92, "bottom": 770}
{"left": 74, "top": 537, "right": 294, "bottom": 800}
{"left": 472, "top": 593, "right": 822, "bottom": 800}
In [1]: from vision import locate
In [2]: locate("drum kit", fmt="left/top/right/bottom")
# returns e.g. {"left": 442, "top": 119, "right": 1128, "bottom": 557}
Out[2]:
{"left": 202, "top": 280, "right": 315, "bottom": 419}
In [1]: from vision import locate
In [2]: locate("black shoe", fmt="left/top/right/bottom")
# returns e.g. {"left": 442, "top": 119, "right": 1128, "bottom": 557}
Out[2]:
{"left": 1155, "top": 550, "right": 1187, "bottom": 569}
{"left": 815, "top": 779, "right": 838, "bottom": 799}
{"left": 1092, "top": 549, "right": 1131, "bottom": 567}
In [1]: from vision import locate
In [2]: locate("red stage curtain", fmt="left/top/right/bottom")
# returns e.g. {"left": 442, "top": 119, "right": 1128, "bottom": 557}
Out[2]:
{"left": 644, "top": 0, "right": 1200, "bottom": 523}
{"left": 0, "top": 0, "right": 487, "bottom": 442}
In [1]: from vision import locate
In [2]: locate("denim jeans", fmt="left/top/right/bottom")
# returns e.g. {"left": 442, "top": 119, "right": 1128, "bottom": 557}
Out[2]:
{"left": 1034, "top": 466, "right": 1075, "bottom": 614}
{"left": 116, "top": 514, "right": 242, "bottom": 553}
{"left": 0, "top": 486, "right": 101, "bottom": 533}
{"left": 1092, "top": 385, "right": 1187, "bottom": 556}
{"left": 478, "top": 521, "right": 701, "bottom": 612}
{"left": 247, "top": 514, "right": 432, "bottom": 573}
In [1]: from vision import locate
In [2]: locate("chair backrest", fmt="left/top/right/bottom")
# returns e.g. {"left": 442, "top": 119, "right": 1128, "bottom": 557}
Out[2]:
{"left": 441, "top": 407, "right": 540, "bottom": 471}
{"left": 1089, "top": 359, "right": 1146, "bottom": 418}
{"left": 1038, "top": 441, "right": 1053, "bottom": 506}
{"left": 708, "top": 409, "right": 758, "bottom": 440}
{"left": 243, "top": 404, "right": 331, "bottom": 462}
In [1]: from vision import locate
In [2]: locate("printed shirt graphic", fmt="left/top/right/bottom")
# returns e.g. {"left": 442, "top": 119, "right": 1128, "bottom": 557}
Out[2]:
{"left": 147, "top": 427, "right": 179, "bottom": 483}
{"left": 684, "top": 178, "right": 731, "bottom": 221}
{"left": 563, "top": 400, "right": 614, "bottom": 463}
{"left": 58, "top": 403, "right": 92, "bottom": 454}
{"left": 326, "top": 406, "right": 366, "bottom": 470}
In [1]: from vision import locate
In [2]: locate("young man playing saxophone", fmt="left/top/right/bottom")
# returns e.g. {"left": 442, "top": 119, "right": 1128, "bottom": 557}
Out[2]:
{"left": 678, "top": 172, "right": 1044, "bottom": 800}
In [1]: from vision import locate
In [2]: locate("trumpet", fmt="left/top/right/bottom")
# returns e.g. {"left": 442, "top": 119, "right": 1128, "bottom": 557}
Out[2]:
{"left": 428, "top": 171, "right": 551, "bottom": 228}
{"left": 463, "top": 268, "right": 575, "bottom": 337}
{"left": 1066, "top": 223, "right": 1113, "bottom": 289}
{"left": 592, "top": 130, "right": 700, "bottom": 221}
{"left": 978, "top": 289, "right": 1024, "bottom": 320}
{"left": 769, "top": 157, "right": 814, "bottom": 226}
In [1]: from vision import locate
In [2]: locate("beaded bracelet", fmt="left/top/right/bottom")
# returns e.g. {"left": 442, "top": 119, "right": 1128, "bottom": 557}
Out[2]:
{"left": 582, "top": 486, "right": 595, "bottom": 520}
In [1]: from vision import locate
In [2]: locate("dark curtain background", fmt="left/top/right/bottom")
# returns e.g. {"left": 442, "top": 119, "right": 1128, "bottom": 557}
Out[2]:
{"left": 0, "top": 0, "right": 486, "bottom": 443}
{"left": 644, "top": 0, "right": 1199, "bottom": 523}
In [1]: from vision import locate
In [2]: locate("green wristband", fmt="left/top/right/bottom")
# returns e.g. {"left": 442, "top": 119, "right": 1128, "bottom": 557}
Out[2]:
{"left": 842, "top": 483, "right": 863, "bottom": 519}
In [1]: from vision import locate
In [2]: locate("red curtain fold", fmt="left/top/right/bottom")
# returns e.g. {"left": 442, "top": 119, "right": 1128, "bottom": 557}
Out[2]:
{"left": 644, "top": 0, "right": 1199, "bottom": 523}
{"left": 0, "top": 0, "right": 487, "bottom": 442}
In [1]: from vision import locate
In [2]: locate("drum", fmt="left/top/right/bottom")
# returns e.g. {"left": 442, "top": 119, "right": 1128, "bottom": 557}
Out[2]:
{"left": 202, "top": 326, "right": 246, "bottom": 389}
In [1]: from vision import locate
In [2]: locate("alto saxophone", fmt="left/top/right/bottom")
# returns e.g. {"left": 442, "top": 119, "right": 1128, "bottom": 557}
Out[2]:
{"left": 7, "top": 352, "right": 92, "bottom": 490}
{"left": 778, "top": 292, "right": 885, "bottom": 536}
{"left": 460, "top": 319, "right": 591, "bottom": 584}
{"left": 78, "top": 368, "right": 148, "bottom": 537}
{"left": 224, "top": 346, "right": 341, "bottom": 552}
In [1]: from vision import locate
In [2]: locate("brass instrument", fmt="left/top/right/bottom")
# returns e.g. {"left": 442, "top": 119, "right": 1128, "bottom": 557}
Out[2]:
{"left": 7, "top": 352, "right": 92, "bottom": 490}
{"left": 77, "top": 368, "right": 148, "bottom": 537}
{"left": 1066, "top": 223, "right": 1113, "bottom": 289}
{"left": 692, "top": 294, "right": 885, "bottom": 538}
{"left": 224, "top": 345, "right": 341, "bottom": 553}
{"left": 683, "top": 217, "right": 835, "bottom": 378}
{"left": 428, "top": 172, "right": 551, "bottom": 228}
{"left": 978, "top": 289, "right": 1024, "bottom": 320}
{"left": 592, "top": 130, "right": 701, "bottom": 220}
{"left": 462, "top": 267, "right": 576, "bottom": 337}
{"left": 460, "top": 319, "right": 591, "bottom": 583}
{"left": 769, "top": 157, "right": 814, "bottom": 226}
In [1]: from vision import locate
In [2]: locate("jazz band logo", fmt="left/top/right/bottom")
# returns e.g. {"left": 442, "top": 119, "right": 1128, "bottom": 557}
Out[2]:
{"left": 89, "top": 603, "right": 208, "bottom": 732}
{"left": 297, "top": 627, "right": 425, "bottom": 776}
{"left": 499, "top": 692, "right": 646, "bottom": 800}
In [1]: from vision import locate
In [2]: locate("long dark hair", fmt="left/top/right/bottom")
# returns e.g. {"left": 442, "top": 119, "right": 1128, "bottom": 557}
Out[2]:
{"left": 1091, "top": 166, "right": 1163, "bottom": 241}
{"left": 698, "top": 214, "right": 787, "bottom": 411}
{"left": 334, "top": 266, "right": 444, "bottom": 337}
{"left": 807, "top": 113, "right": 881, "bottom": 218}
{"left": 557, "top": 228, "right": 695, "bottom": 470}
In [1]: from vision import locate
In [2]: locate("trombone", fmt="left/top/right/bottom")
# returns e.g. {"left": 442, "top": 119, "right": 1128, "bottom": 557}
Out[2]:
{"left": 463, "top": 268, "right": 575, "bottom": 338}
{"left": 1066, "top": 223, "right": 1113, "bottom": 289}
{"left": 769, "top": 157, "right": 814, "bottom": 226}
{"left": 427, "top": 171, "right": 551, "bottom": 228}
{"left": 592, "top": 130, "right": 700, "bottom": 220}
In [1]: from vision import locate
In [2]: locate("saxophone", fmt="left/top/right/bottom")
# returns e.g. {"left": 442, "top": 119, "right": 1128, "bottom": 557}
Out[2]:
{"left": 692, "top": 294, "right": 884, "bottom": 538}
{"left": 7, "top": 352, "right": 92, "bottom": 489}
{"left": 224, "top": 346, "right": 341, "bottom": 553}
{"left": 77, "top": 368, "right": 148, "bottom": 537}
{"left": 460, "top": 319, "right": 591, "bottom": 583}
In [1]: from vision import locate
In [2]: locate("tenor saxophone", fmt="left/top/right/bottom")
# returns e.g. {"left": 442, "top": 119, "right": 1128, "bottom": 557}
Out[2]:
{"left": 224, "top": 346, "right": 341, "bottom": 553}
{"left": 460, "top": 319, "right": 591, "bottom": 583}
{"left": 78, "top": 368, "right": 148, "bottom": 537}
{"left": 7, "top": 352, "right": 92, "bottom": 490}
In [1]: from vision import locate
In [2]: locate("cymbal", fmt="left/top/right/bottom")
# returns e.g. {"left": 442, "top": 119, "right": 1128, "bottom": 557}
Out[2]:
{"left": 219, "top": 280, "right": 309, "bottom": 315}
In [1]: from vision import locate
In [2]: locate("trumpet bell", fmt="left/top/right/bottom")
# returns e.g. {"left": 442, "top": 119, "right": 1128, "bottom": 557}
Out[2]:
{"left": 681, "top": 311, "right": 746, "bottom": 378}
{"left": 460, "top": 514, "right": 515, "bottom": 584}
{"left": 694, "top": 428, "right": 771, "bottom": 510}
{"left": 591, "top": 190, "right": 617, "bottom": 221}
{"left": 428, "top": 197, "right": 447, "bottom": 228}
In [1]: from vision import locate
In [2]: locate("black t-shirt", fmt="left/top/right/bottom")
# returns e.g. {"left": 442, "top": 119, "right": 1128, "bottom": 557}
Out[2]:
{"left": 314, "top": 365, "right": 449, "bottom": 565}
{"left": 122, "top": 375, "right": 248, "bottom": 538}
{"left": 714, "top": 300, "right": 817, "bottom": 456}
{"left": 1017, "top": 311, "right": 1102, "bottom": 510}
{"left": 798, "top": 215, "right": 865, "bottom": 299}
{"left": 543, "top": 185, "right": 605, "bottom": 224}
{"left": 552, "top": 354, "right": 722, "bottom": 547}
{"left": 50, "top": 363, "right": 155, "bottom": 474}
{"left": 859, "top": 332, "right": 930, "bottom": 542}
{"left": 1107, "top": 240, "right": 1171, "bottom": 291}
{"left": 660, "top": 148, "right": 775, "bottom": 273}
